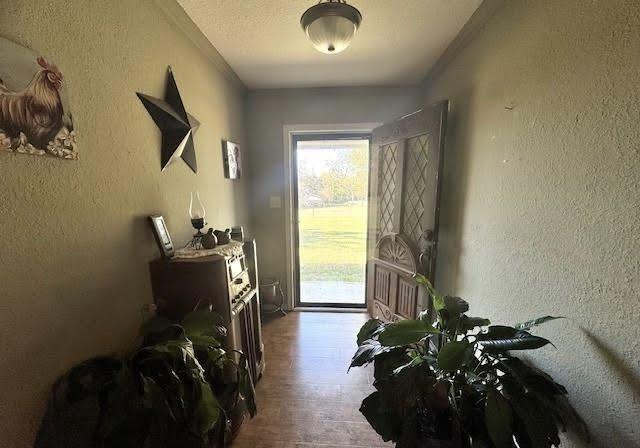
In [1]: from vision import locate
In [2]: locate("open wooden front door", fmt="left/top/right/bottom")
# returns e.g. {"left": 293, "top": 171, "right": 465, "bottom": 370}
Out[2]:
{"left": 366, "top": 101, "right": 448, "bottom": 322}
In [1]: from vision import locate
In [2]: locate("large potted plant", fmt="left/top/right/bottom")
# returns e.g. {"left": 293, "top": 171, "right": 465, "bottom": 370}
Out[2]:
{"left": 350, "top": 274, "right": 589, "bottom": 448}
{"left": 35, "top": 309, "right": 256, "bottom": 448}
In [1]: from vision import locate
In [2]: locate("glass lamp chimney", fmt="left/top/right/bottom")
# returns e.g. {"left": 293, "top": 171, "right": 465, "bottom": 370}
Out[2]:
{"left": 189, "top": 190, "right": 206, "bottom": 232}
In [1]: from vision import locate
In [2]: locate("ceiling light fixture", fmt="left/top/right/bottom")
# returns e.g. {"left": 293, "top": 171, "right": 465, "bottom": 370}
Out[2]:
{"left": 300, "top": 0, "right": 362, "bottom": 54}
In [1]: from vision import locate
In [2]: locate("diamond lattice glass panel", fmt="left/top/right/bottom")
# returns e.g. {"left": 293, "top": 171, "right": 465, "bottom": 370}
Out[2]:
{"left": 402, "top": 134, "right": 430, "bottom": 250}
{"left": 378, "top": 143, "right": 398, "bottom": 236}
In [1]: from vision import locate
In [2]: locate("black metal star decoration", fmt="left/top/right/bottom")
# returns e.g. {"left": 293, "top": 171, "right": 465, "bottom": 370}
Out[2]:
{"left": 136, "top": 67, "right": 199, "bottom": 173}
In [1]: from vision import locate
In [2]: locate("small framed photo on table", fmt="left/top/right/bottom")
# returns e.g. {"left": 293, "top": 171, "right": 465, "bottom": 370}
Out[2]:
{"left": 222, "top": 140, "right": 241, "bottom": 179}
{"left": 149, "top": 215, "right": 175, "bottom": 258}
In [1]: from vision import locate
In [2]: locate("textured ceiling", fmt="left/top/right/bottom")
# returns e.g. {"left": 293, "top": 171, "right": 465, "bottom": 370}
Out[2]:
{"left": 176, "top": 0, "right": 482, "bottom": 89}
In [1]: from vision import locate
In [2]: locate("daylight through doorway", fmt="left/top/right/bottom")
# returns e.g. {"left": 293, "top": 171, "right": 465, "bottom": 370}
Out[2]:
{"left": 294, "top": 135, "right": 369, "bottom": 307}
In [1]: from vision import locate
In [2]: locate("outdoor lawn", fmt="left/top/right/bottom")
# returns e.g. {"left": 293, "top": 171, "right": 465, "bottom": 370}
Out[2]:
{"left": 298, "top": 202, "right": 367, "bottom": 304}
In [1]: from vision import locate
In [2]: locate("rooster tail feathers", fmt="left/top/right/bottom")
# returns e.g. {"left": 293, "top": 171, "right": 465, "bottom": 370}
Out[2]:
{"left": 36, "top": 57, "right": 48, "bottom": 69}
{"left": 36, "top": 57, "right": 63, "bottom": 80}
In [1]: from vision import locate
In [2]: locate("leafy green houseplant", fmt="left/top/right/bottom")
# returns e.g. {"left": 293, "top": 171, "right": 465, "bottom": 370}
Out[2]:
{"left": 350, "top": 274, "right": 589, "bottom": 448}
{"left": 35, "top": 309, "right": 256, "bottom": 448}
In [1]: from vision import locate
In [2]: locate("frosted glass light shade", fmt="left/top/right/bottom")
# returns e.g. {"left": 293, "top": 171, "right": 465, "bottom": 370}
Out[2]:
{"left": 306, "top": 15, "right": 357, "bottom": 54}
{"left": 301, "top": 1, "right": 362, "bottom": 54}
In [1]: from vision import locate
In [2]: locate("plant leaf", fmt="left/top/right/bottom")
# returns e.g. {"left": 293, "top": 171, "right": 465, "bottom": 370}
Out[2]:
{"left": 514, "top": 315, "right": 564, "bottom": 331}
{"left": 142, "top": 324, "right": 187, "bottom": 346}
{"left": 499, "top": 359, "right": 589, "bottom": 442}
{"left": 432, "top": 294, "right": 446, "bottom": 312}
{"left": 188, "top": 333, "right": 222, "bottom": 350}
{"left": 350, "top": 339, "right": 388, "bottom": 369}
{"left": 502, "top": 378, "right": 560, "bottom": 447}
{"left": 550, "top": 395, "right": 590, "bottom": 442}
{"left": 392, "top": 352, "right": 427, "bottom": 376}
{"left": 182, "top": 310, "right": 227, "bottom": 338}
{"left": 235, "top": 352, "right": 257, "bottom": 417}
{"left": 485, "top": 388, "right": 514, "bottom": 448}
{"left": 140, "top": 316, "right": 173, "bottom": 337}
{"left": 477, "top": 326, "right": 552, "bottom": 352}
{"left": 63, "top": 356, "right": 123, "bottom": 402}
{"left": 413, "top": 274, "right": 447, "bottom": 312}
{"left": 498, "top": 357, "right": 567, "bottom": 395}
{"left": 191, "top": 382, "right": 221, "bottom": 435}
{"left": 413, "top": 273, "right": 433, "bottom": 289}
{"left": 440, "top": 296, "right": 469, "bottom": 316}
{"left": 378, "top": 320, "right": 440, "bottom": 347}
{"left": 359, "top": 391, "right": 397, "bottom": 441}
{"left": 437, "top": 341, "right": 473, "bottom": 371}
{"left": 459, "top": 315, "right": 491, "bottom": 332}
{"left": 417, "top": 309, "right": 432, "bottom": 323}
{"left": 372, "top": 348, "right": 410, "bottom": 381}
{"left": 357, "top": 318, "right": 384, "bottom": 345}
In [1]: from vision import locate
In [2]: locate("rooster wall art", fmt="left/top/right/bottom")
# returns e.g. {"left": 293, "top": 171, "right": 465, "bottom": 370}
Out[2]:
{"left": 0, "top": 36, "right": 77, "bottom": 160}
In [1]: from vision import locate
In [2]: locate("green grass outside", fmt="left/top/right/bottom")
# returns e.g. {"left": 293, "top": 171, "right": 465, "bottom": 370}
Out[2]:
{"left": 298, "top": 203, "right": 367, "bottom": 282}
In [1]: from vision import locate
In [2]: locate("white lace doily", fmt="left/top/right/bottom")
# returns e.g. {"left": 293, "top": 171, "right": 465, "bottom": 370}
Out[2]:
{"left": 174, "top": 240, "right": 244, "bottom": 259}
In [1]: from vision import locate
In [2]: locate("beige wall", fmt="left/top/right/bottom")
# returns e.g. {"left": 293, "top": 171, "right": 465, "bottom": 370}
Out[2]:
{"left": 0, "top": 1, "right": 249, "bottom": 445}
{"left": 423, "top": 0, "right": 639, "bottom": 446}
{"left": 245, "top": 87, "right": 422, "bottom": 299}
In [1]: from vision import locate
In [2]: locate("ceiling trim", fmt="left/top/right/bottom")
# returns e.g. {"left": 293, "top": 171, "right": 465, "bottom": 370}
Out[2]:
{"left": 422, "top": 0, "right": 505, "bottom": 88}
{"left": 152, "top": 0, "right": 247, "bottom": 93}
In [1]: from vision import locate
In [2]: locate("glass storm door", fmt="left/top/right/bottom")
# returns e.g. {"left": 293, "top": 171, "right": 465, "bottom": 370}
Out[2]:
{"left": 293, "top": 134, "right": 371, "bottom": 308}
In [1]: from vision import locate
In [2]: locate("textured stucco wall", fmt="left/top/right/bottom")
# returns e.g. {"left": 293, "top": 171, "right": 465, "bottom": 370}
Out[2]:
{"left": 423, "top": 0, "right": 639, "bottom": 446}
{"left": 0, "top": 1, "right": 249, "bottom": 446}
{"left": 245, "top": 87, "right": 423, "bottom": 297}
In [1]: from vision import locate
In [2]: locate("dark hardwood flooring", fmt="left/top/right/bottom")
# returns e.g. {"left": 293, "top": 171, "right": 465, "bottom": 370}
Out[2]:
{"left": 232, "top": 311, "right": 392, "bottom": 448}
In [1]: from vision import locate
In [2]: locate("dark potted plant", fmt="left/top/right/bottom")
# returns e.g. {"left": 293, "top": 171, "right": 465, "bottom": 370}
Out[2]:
{"left": 350, "top": 274, "right": 589, "bottom": 448}
{"left": 35, "top": 309, "right": 256, "bottom": 448}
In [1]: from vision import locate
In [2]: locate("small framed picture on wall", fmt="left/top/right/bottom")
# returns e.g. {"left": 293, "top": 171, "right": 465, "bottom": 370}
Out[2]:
{"left": 222, "top": 140, "right": 241, "bottom": 179}
{"left": 149, "top": 215, "right": 175, "bottom": 258}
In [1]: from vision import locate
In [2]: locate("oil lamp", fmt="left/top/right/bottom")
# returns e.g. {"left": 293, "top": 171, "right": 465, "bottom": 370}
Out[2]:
{"left": 188, "top": 190, "right": 206, "bottom": 248}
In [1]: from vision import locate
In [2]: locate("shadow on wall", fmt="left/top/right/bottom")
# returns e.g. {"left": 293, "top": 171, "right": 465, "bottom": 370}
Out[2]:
{"left": 434, "top": 86, "right": 477, "bottom": 292}
{"left": 576, "top": 328, "right": 640, "bottom": 448}
{"left": 132, "top": 213, "right": 164, "bottom": 261}
{"left": 582, "top": 329, "right": 640, "bottom": 400}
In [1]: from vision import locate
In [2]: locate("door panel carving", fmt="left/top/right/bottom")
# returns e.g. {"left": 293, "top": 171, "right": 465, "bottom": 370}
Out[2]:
{"left": 373, "top": 299, "right": 396, "bottom": 322}
{"left": 373, "top": 265, "right": 391, "bottom": 305}
{"left": 396, "top": 277, "right": 418, "bottom": 319}
{"left": 377, "top": 234, "right": 416, "bottom": 273}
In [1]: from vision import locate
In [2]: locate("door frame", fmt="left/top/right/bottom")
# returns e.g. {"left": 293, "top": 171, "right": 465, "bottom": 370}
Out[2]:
{"left": 282, "top": 123, "right": 381, "bottom": 310}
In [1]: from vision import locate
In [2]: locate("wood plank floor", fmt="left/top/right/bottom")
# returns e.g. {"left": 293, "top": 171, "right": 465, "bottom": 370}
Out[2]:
{"left": 232, "top": 311, "right": 392, "bottom": 448}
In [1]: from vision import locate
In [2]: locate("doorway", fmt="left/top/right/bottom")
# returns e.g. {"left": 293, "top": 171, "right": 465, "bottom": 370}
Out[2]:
{"left": 292, "top": 133, "right": 370, "bottom": 308}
